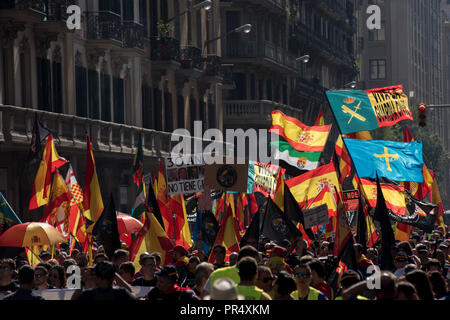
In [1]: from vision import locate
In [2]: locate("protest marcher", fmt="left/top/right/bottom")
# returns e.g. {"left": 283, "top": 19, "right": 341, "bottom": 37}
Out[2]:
{"left": 33, "top": 265, "right": 53, "bottom": 290}
{"left": 273, "top": 271, "right": 296, "bottom": 300}
{"left": 38, "top": 251, "right": 52, "bottom": 263}
{"left": 229, "top": 252, "right": 238, "bottom": 266}
{"left": 0, "top": 258, "right": 18, "bottom": 295}
{"left": 3, "top": 265, "right": 44, "bottom": 301}
{"left": 93, "top": 253, "right": 109, "bottom": 265}
{"left": 405, "top": 269, "right": 435, "bottom": 300}
{"left": 427, "top": 271, "right": 448, "bottom": 299}
{"left": 211, "top": 244, "right": 229, "bottom": 270}
{"left": 145, "top": 265, "right": 199, "bottom": 301}
{"left": 393, "top": 251, "right": 409, "bottom": 278}
{"left": 354, "top": 243, "right": 374, "bottom": 277}
{"left": 185, "top": 256, "right": 200, "bottom": 288}
{"left": 343, "top": 271, "right": 398, "bottom": 300}
{"left": 236, "top": 257, "right": 272, "bottom": 300}
{"left": 203, "top": 278, "right": 244, "bottom": 300}
{"left": 81, "top": 266, "right": 96, "bottom": 289}
{"left": 334, "top": 270, "right": 368, "bottom": 300}
{"left": 308, "top": 258, "right": 333, "bottom": 299}
{"left": 49, "top": 265, "right": 66, "bottom": 289}
{"left": 366, "top": 248, "right": 379, "bottom": 265}
{"left": 150, "top": 252, "right": 162, "bottom": 270}
{"left": 132, "top": 255, "right": 157, "bottom": 287}
{"left": 171, "top": 245, "right": 189, "bottom": 287}
{"left": 111, "top": 249, "right": 130, "bottom": 271}
{"left": 396, "top": 281, "right": 420, "bottom": 300}
{"left": 415, "top": 244, "right": 430, "bottom": 268}
{"left": 255, "top": 265, "right": 275, "bottom": 298}
{"left": 133, "top": 252, "right": 151, "bottom": 280}
{"left": 73, "top": 261, "right": 136, "bottom": 300}
{"left": 291, "top": 263, "right": 327, "bottom": 300}
{"left": 191, "top": 262, "right": 214, "bottom": 299}
{"left": 265, "top": 246, "right": 292, "bottom": 276}
{"left": 204, "top": 245, "right": 260, "bottom": 294}
{"left": 118, "top": 262, "right": 135, "bottom": 284}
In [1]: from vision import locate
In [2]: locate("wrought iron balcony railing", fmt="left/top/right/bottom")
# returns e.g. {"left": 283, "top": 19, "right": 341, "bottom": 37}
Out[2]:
{"left": 150, "top": 36, "right": 181, "bottom": 61}
{"left": 85, "top": 12, "right": 145, "bottom": 49}
{"left": 180, "top": 46, "right": 203, "bottom": 69}
{"left": 203, "top": 55, "right": 222, "bottom": 77}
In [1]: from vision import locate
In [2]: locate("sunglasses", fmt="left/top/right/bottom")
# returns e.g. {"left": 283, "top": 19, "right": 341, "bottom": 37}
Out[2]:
{"left": 295, "top": 272, "right": 311, "bottom": 278}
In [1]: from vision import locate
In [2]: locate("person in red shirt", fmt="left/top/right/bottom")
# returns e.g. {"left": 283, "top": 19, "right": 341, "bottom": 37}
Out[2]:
{"left": 354, "top": 243, "right": 374, "bottom": 277}
{"left": 308, "top": 258, "right": 333, "bottom": 300}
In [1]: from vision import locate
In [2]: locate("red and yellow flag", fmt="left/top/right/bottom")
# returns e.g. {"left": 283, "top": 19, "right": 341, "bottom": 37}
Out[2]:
{"left": 314, "top": 111, "right": 325, "bottom": 126}
{"left": 333, "top": 190, "right": 353, "bottom": 257}
{"left": 82, "top": 136, "right": 104, "bottom": 222}
{"left": 129, "top": 209, "right": 174, "bottom": 270}
{"left": 395, "top": 222, "right": 412, "bottom": 242}
{"left": 335, "top": 135, "right": 352, "bottom": 184}
{"left": 286, "top": 162, "right": 341, "bottom": 210}
{"left": 360, "top": 178, "right": 406, "bottom": 215}
{"left": 156, "top": 161, "right": 171, "bottom": 230}
{"left": 236, "top": 194, "right": 245, "bottom": 232}
{"left": 169, "top": 194, "right": 193, "bottom": 249}
{"left": 208, "top": 205, "right": 240, "bottom": 263}
{"left": 29, "top": 133, "right": 67, "bottom": 210}
{"left": 41, "top": 170, "right": 72, "bottom": 227}
{"left": 269, "top": 110, "right": 331, "bottom": 152}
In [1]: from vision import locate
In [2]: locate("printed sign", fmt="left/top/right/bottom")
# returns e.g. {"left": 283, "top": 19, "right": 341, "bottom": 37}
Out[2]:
{"left": 253, "top": 162, "right": 285, "bottom": 197}
{"left": 343, "top": 189, "right": 360, "bottom": 212}
{"left": 302, "top": 204, "right": 329, "bottom": 229}
{"left": 165, "top": 154, "right": 205, "bottom": 195}
{"left": 204, "top": 158, "right": 249, "bottom": 193}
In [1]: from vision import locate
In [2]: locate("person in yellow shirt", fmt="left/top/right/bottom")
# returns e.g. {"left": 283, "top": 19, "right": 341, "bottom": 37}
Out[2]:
{"left": 291, "top": 263, "right": 327, "bottom": 300}
{"left": 236, "top": 257, "right": 272, "bottom": 300}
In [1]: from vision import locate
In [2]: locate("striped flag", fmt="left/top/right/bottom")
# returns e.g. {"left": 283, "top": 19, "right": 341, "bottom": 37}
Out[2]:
{"left": 314, "top": 111, "right": 325, "bottom": 126}
{"left": 169, "top": 194, "right": 193, "bottom": 249}
{"left": 156, "top": 160, "right": 171, "bottom": 230}
{"left": 82, "top": 136, "right": 104, "bottom": 222}
{"left": 41, "top": 169, "right": 72, "bottom": 229}
{"left": 208, "top": 205, "right": 240, "bottom": 263}
{"left": 65, "top": 165, "right": 85, "bottom": 250}
{"left": 0, "top": 192, "right": 22, "bottom": 235}
{"left": 271, "top": 140, "right": 321, "bottom": 171}
{"left": 29, "top": 133, "right": 67, "bottom": 210}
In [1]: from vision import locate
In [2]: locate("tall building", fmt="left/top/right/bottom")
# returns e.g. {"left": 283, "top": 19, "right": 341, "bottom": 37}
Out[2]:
{"left": 0, "top": 0, "right": 224, "bottom": 219}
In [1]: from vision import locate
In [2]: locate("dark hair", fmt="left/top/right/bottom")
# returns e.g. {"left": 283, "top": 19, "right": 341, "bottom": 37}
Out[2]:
{"left": 428, "top": 271, "right": 447, "bottom": 299}
{"left": 35, "top": 265, "right": 49, "bottom": 275}
{"left": 299, "top": 255, "right": 313, "bottom": 265}
{"left": 49, "top": 265, "right": 66, "bottom": 289}
{"left": 18, "top": 265, "right": 35, "bottom": 285}
{"left": 119, "top": 262, "right": 135, "bottom": 277}
{"left": 112, "top": 249, "right": 129, "bottom": 261}
{"left": 397, "top": 281, "right": 418, "bottom": 300}
{"left": 150, "top": 252, "right": 162, "bottom": 263}
{"left": 426, "top": 259, "right": 442, "bottom": 271}
{"left": 405, "top": 270, "right": 435, "bottom": 300}
{"left": 36, "top": 262, "right": 51, "bottom": 272}
{"left": 353, "top": 243, "right": 364, "bottom": 254}
{"left": 189, "top": 256, "right": 201, "bottom": 264}
{"left": 237, "top": 245, "right": 259, "bottom": 262}
{"left": 95, "top": 261, "right": 116, "bottom": 280}
{"left": 339, "top": 270, "right": 361, "bottom": 289}
{"left": 94, "top": 253, "right": 108, "bottom": 262}
{"left": 237, "top": 257, "right": 258, "bottom": 282}
{"left": 397, "top": 241, "right": 413, "bottom": 256}
{"left": 307, "top": 259, "right": 326, "bottom": 279}
{"left": 1, "top": 258, "right": 16, "bottom": 270}
{"left": 275, "top": 271, "right": 297, "bottom": 296}
{"left": 213, "top": 244, "right": 226, "bottom": 253}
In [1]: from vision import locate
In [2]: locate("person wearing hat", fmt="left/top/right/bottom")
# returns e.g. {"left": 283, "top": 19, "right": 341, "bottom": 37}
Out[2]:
{"left": 73, "top": 261, "right": 136, "bottom": 300}
{"left": 171, "top": 245, "right": 189, "bottom": 287}
{"left": 145, "top": 265, "right": 199, "bottom": 301}
{"left": 415, "top": 243, "right": 430, "bottom": 268}
{"left": 394, "top": 251, "right": 409, "bottom": 278}
{"left": 236, "top": 257, "right": 271, "bottom": 300}
{"left": 203, "top": 278, "right": 244, "bottom": 300}
{"left": 265, "top": 246, "right": 292, "bottom": 276}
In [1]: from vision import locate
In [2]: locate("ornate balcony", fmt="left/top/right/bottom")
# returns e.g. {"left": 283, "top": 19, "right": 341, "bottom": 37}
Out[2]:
{"left": 224, "top": 100, "right": 302, "bottom": 128}
{"left": 0, "top": 105, "right": 225, "bottom": 158}
{"left": 203, "top": 54, "right": 223, "bottom": 77}
{"left": 122, "top": 20, "right": 144, "bottom": 49}
{"left": 150, "top": 36, "right": 181, "bottom": 61}
{"left": 180, "top": 45, "right": 203, "bottom": 70}
{"left": 85, "top": 11, "right": 122, "bottom": 43}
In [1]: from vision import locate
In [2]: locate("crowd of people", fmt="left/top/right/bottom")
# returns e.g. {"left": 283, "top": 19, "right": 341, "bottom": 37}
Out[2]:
{"left": 0, "top": 224, "right": 449, "bottom": 301}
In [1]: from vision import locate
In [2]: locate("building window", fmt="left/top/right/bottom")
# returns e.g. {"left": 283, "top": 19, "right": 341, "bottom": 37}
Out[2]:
{"left": 88, "top": 70, "right": 100, "bottom": 119}
{"left": 75, "top": 65, "right": 87, "bottom": 117}
{"left": 37, "top": 57, "right": 52, "bottom": 111}
{"left": 177, "top": 94, "right": 184, "bottom": 129}
{"left": 113, "top": 77, "right": 124, "bottom": 124}
{"left": 101, "top": 72, "right": 111, "bottom": 121}
{"left": 369, "top": 59, "right": 386, "bottom": 80}
{"left": 120, "top": 185, "right": 128, "bottom": 213}
{"left": 368, "top": 21, "right": 385, "bottom": 41}
{"left": 52, "top": 61, "right": 62, "bottom": 113}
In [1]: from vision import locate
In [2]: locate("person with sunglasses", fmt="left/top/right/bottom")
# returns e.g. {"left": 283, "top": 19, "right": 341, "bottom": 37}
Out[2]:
{"left": 255, "top": 265, "right": 275, "bottom": 298}
{"left": 211, "top": 244, "right": 229, "bottom": 270}
{"left": 394, "top": 251, "right": 409, "bottom": 278}
{"left": 291, "top": 263, "right": 327, "bottom": 300}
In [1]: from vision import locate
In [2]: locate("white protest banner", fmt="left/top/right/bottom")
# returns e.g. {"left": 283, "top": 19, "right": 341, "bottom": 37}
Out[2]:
{"left": 34, "top": 288, "right": 77, "bottom": 300}
{"left": 302, "top": 204, "right": 329, "bottom": 229}
{"left": 165, "top": 154, "right": 205, "bottom": 195}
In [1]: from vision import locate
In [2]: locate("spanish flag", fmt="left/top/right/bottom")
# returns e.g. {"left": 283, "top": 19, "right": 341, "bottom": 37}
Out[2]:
{"left": 156, "top": 160, "right": 171, "bottom": 231}
{"left": 169, "top": 194, "right": 193, "bottom": 249}
{"left": 334, "top": 135, "right": 352, "bottom": 184}
{"left": 41, "top": 169, "right": 72, "bottom": 225}
{"left": 429, "top": 171, "right": 446, "bottom": 232}
{"left": 395, "top": 222, "right": 412, "bottom": 242}
{"left": 29, "top": 133, "right": 67, "bottom": 210}
{"left": 208, "top": 205, "right": 240, "bottom": 263}
{"left": 129, "top": 209, "right": 174, "bottom": 270}
{"left": 269, "top": 110, "right": 331, "bottom": 152}
{"left": 82, "top": 136, "right": 104, "bottom": 222}
{"left": 286, "top": 162, "right": 341, "bottom": 210}
{"left": 359, "top": 178, "right": 406, "bottom": 216}
{"left": 236, "top": 193, "right": 245, "bottom": 232}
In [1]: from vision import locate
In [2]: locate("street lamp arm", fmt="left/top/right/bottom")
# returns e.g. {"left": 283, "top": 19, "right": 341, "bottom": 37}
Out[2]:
{"left": 204, "top": 24, "right": 252, "bottom": 48}
{"left": 166, "top": 9, "right": 191, "bottom": 23}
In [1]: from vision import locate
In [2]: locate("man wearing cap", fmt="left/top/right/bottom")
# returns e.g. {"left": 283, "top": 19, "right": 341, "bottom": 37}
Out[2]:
{"left": 146, "top": 265, "right": 199, "bottom": 301}
{"left": 172, "top": 245, "right": 189, "bottom": 287}
{"left": 203, "top": 278, "right": 245, "bottom": 300}
{"left": 394, "top": 251, "right": 409, "bottom": 278}
{"left": 415, "top": 244, "right": 430, "bottom": 269}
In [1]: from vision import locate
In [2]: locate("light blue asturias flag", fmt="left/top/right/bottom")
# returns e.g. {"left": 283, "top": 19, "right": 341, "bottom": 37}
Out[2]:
{"left": 326, "top": 90, "right": 379, "bottom": 134}
{"left": 343, "top": 139, "right": 424, "bottom": 183}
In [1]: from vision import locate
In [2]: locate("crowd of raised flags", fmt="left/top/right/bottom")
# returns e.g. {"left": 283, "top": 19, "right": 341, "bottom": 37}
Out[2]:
{"left": 0, "top": 85, "right": 449, "bottom": 301}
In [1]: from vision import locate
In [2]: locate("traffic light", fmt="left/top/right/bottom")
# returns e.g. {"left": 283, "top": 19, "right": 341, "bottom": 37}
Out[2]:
{"left": 417, "top": 103, "right": 427, "bottom": 127}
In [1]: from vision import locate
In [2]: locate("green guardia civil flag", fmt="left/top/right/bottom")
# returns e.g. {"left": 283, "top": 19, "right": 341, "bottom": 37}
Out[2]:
{"left": 271, "top": 140, "right": 321, "bottom": 171}
{"left": 0, "top": 192, "right": 22, "bottom": 235}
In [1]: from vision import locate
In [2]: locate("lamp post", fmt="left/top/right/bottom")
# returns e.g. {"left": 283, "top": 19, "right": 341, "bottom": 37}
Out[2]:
{"left": 344, "top": 81, "right": 357, "bottom": 89}
{"left": 296, "top": 55, "right": 310, "bottom": 63}
{"left": 203, "top": 23, "right": 252, "bottom": 49}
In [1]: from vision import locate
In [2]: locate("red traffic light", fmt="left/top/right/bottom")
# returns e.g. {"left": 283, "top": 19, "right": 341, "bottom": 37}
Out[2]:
{"left": 417, "top": 104, "right": 427, "bottom": 127}
{"left": 418, "top": 104, "right": 426, "bottom": 111}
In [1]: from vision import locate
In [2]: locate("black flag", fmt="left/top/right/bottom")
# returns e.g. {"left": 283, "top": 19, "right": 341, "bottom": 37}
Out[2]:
{"left": 26, "top": 114, "right": 51, "bottom": 165}
{"left": 200, "top": 210, "right": 220, "bottom": 248}
{"left": 261, "top": 197, "right": 302, "bottom": 245}
{"left": 374, "top": 178, "right": 395, "bottom": 271}
{"left": 92, "top": 194, "right": 121, "bottom": 260}
{"left": 284, "top": 185, "right": 315, "bottom": 240}
{"left": 145, "top": 176, "right": 165, "bottom": 230}
{"left": 356, "top": 198, "right": 368, "bottom": 251}
{"left": 240, "top": 210, "right": 260, "bottom": 248}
